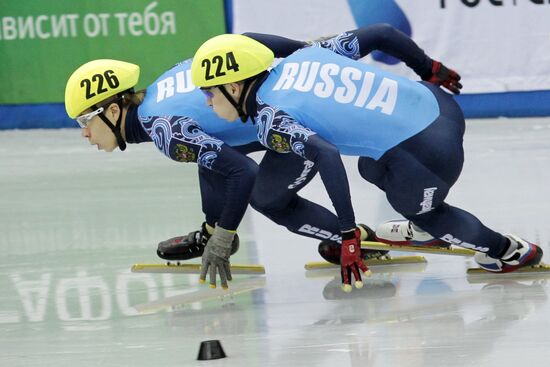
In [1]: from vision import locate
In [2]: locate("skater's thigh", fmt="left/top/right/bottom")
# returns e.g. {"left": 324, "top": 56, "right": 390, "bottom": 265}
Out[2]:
{"left": 384, "top": 149, "right": 452, "bottom": 218}
{"left": 252, "top": 151, "right": 318, "bottom": 208}
{"left": 198, "top": 166, "right": 227, "bottom": 221}
{"left": 357, "top": 156, "right": 387, "bottom": 191}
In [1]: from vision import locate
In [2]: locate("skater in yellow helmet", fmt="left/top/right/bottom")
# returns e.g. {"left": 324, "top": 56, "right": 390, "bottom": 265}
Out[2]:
{"left": 191, "top": 25, "right": 542, "bottom": 293}
{"left": 65, "top": 59, "right": 141, "bottom": 152}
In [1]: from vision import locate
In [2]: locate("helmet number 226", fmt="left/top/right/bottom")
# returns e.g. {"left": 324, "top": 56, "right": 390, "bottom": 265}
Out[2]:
{"left": 80, "top": 70, "right": 120, "bottom": 100}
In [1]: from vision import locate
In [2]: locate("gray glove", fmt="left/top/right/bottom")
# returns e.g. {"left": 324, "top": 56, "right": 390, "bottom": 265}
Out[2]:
{"left": 199, "top": 226, "right": 235, "bottom": 289}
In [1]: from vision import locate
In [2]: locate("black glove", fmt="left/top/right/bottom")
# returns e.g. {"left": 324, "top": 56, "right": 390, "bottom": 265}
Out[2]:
{"left": 423, "top": 60, "right": 462, "bottom": 95}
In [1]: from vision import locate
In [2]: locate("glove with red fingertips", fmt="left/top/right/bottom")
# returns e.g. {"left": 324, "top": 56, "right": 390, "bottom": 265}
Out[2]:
{"left": 423, "top": 60, "right": 463, "bottom": 95}
{"left": 340, "top": 227, "right": 371, "bottom": 292}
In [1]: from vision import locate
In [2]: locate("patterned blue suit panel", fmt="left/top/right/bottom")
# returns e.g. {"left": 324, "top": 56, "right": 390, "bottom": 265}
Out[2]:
{"left": 309, "top": 32, "right": 361, "bottom": 60}
{"left": 255, "top": 97, "right": 316, "bottom": 159}
{"left": 138, "top": 59, "right": 258, "bottom": 147}
{"left": 139, "top": 115, "right": 223, "bottom": 170}
{"left": 257, "top": 47, "right": 440, "bottom": 160}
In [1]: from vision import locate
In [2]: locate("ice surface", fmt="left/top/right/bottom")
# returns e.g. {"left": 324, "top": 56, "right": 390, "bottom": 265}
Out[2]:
{"left": 1, "top": 118, "right": 550, "bottom": 366}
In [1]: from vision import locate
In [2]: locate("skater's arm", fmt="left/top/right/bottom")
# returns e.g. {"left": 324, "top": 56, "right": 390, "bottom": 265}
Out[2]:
{"left": 312, "top": 24, "right": 462, "bottom": 94}
{"left": 254, "top": 101, "right": 356, "bottom": 231}
{"left": 254, "top": 101, "right": 369, "bottom": 291}
{"left": 243, "top": 32, "right": 307, "bottom": 58}
{"left": 311, "top": 24, "right": 431, "bottom": 74}
{"left": 208, "top": 145, "right": 258, "bottom": 230}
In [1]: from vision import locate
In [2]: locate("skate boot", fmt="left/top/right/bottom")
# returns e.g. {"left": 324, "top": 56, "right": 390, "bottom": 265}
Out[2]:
{"left": 375, "top": 219, "right": 449, "bottom": 247}
{"left": 318, "top": 224, "right": 389, "bottom": 265}
{"left": 474, "top": 234, "right": 543, "bottom": 273}
{"left": 157, "top": 222, "right": 240, "bottom": 261}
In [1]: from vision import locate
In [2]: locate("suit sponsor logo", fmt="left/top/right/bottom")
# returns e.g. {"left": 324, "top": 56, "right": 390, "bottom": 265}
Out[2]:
{"left": 298, "top": 224, "right": 340, "bottom": 241}
{"left": 417, "top": 187, "right": 438, "bottom": 215}
{"left": 441, "top": 234, "right": 490, "bottom": 252}
{"left": 288, "top": 160, "right": 315, "bottom": 189}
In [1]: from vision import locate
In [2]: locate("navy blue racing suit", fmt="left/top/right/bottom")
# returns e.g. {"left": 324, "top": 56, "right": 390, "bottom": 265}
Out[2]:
{"left": 244, "top": 24, "right": 508, "bottom": 256}
{"left": 123, "top": 33, "right": 332, "bottom": 236}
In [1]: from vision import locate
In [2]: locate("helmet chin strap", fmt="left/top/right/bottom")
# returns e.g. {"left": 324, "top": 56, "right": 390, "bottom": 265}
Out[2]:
{"left": 94, "top": 99, "right": 127, "bottom": 151}
{"left": 218, "top": 79, "right": 254, "bottom": 122}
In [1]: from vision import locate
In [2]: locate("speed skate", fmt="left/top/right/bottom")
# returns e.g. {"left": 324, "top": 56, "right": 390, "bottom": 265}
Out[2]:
{"left": 306, "top": 240, "right": 550, "bottom": 275}
{"left": 131, "top": 262, "right": 265, "bottom": 275}
{"left": 467, "top": 263, "right": 550, "bottom": 275}
{"left": 361, "top": 240, "right": 475, "bottom": 257}
{"left": 305, "top": 240, "right": 467, "bottom": 271}
{"left": 362, "top": 240, "right": 550, "bottom": 275}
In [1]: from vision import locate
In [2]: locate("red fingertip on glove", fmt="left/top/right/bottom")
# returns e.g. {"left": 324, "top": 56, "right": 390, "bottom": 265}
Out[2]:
{"left": 340, "top": 228, "right": 369, "bottom": 290}
{"left": 426, "top": 60, "right": 463, "bottom": 95}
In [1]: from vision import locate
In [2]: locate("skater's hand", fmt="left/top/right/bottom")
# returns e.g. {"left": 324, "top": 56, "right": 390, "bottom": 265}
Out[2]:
{"left": 340, "top": 228, "right": 370, "bottom": 292}
{"left": 199, "top": 226, "right": 235, "bottom": 289}
{"left": 423, "top": 60, "right": 462, "bottom": 95}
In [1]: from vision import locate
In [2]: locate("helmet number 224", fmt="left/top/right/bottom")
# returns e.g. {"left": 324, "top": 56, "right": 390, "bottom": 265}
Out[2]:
{"left": 201, "top": 52, "right": 240, "bottom": 81}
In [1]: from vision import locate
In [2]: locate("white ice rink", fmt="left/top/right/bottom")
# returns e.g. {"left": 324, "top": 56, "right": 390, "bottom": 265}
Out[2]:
{"left": 1, "top": 117, "right": 550, "bottom": 366}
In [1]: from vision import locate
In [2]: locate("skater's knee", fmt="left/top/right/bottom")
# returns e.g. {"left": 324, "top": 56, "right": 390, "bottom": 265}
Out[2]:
{"left": 358, "top": 157, "right": 386, "bottom": 188}
{"left": 249, "top": 193, "right": 268, "bottom": 213}
{"left": 250, "top": 190, "right": 294, "bottom": 215}
{"left": 400, "top": 204, "right": 450, "bottom": 238}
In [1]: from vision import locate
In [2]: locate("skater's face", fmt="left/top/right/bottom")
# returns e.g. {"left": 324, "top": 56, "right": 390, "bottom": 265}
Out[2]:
{"left": 79, "top": 103, "right": 121, "bottom": 152}
{"left": 203, "top": 83, "right": 242, "bottom": 122}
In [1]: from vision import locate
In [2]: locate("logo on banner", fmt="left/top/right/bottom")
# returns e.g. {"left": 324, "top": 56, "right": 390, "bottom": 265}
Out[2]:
{"left": 346, "top": 0, "right": 411, "bottom": 65}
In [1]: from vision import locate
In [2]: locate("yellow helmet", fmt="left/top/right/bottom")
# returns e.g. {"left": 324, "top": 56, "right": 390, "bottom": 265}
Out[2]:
{"left": 191, "top": 34, "right": 274, "bottom": 88}
{"left": 65, "top": 59, "right": 140, "bottom": 118}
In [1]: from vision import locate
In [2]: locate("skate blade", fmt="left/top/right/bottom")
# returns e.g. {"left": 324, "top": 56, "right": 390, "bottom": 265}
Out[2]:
{"left": 304, "top": 255, "right": 427, "bottom": 270}
{"left": 131, "top": 263, "right": 265, "bottom": 275}
{"left": 467, "top": 263, "right": 550, "bottom": 275}
{"left": 361, "top": 241, "right": 475, "bottom": 257}
{"left": 133, "top": 277, "right": 266, "bottom": 313}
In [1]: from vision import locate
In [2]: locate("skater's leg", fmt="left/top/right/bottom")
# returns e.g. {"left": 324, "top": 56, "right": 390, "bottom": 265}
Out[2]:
{"left": 250, "top": 151, "right": 342, "bottom": 241}
{"left": 157, "top": 166, "right": 239, "bottom": 260}
{"left": 250, "top": 151, "right": 382, "bottom": 263}
{"left": 383, "top": 140, "right": 509, "bottom": 258}
{"left": 198, "top": 166, "right": 227, "bottom": 228}
{"left": 381, "top": 149, "right": 542, "bottom": 272}
{"left": 357, "top": 95, "right": 509, "bottom": 258}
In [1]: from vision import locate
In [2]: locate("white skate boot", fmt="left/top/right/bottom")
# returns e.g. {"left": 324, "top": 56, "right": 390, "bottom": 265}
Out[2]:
{"left": 474, "top": 234, "right": 543, "bottom": 273}
{"left": 375, "top": 219, "right": 448, "bottom": 247}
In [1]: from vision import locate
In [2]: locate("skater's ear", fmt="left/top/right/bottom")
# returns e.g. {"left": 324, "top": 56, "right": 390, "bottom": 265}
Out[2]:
{"left": 104, "top": 102, "right": 122, "bottom": 123}
{"left": 226, "top": 82, "right": 244, "bottom": 98}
